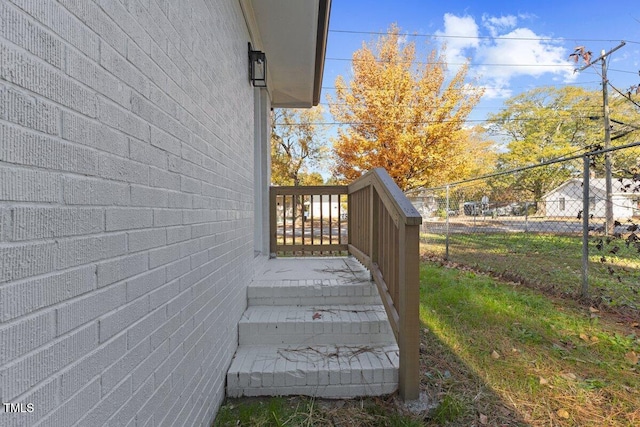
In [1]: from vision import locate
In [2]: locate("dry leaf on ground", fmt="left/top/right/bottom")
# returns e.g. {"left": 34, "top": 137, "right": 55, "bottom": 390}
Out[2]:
{"left": 479, "top": 413, "right": 488, "bottom": 425}
{"left": 560, "top": 372, "right": 577, "bottom": 381}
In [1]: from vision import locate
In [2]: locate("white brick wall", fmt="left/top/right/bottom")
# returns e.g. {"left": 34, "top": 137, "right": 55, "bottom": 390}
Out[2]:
{"left": 0, "top": 1, "right": 264, "bottom": 425}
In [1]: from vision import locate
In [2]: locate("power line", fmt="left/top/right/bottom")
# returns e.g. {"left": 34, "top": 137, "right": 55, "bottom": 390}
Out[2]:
{"left": 274, "top": 117, "right": 605, "bottom": 127}
{"left": 422, "top": 140, "right": 640, "bottom": 191}
{"left": 608, "top": 68, "right": 640, "bottom": 75}
{"left": 326, "top": 56, "right": 640, "bottom": 74}
{"left": 321, "top": 81, "right": 603, "bottom": 92}
{"left": 607, "top": 81, "right": 640, "bottom": 110}
{"left": 329, "top": 29, "right": 640, "bottom": 45}
{"left": 326, "top": 57, "right": 576, "bottom": 68}
{"left": 318, "top": 102, "right": 604, "bottom": 114}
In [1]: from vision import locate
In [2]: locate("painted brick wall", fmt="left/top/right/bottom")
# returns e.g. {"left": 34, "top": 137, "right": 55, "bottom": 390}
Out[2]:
{"left": 0, "top": 1, "right": 261, "bottom": 425}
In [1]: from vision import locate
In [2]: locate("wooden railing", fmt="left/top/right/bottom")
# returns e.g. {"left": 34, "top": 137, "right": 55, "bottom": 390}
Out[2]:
{"left": 269, "top": 185, "right": 348, "bottom": 255}
{"left": 269, "top": 169, "right": 422, "bottom": 400}
{"left": 347, "top": 168, "right": 422, "bottom": 401}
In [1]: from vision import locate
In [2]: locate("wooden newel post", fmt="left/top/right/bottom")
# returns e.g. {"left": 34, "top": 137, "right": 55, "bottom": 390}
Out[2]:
{"left": 398, "top": 222, "right": 420, "bottom": 401}
{"left": 269, "top": 187, "right": 277, "bottom": 257}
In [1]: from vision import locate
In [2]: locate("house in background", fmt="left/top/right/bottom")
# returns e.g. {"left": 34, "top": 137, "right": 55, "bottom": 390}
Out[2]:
{"left": 543, "top": 178, "right": 640, "bottom": 219}
{"left": 0, "top": 1, "right": 330, "bottom": 426}
{"left": 306, "top": 194, "right": 345, "bottom": 220}
{"left": 406, "top": 189, "right": 438, "bottom": 218}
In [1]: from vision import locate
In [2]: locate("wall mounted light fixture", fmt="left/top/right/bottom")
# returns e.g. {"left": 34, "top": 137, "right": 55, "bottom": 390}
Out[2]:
{"left": 248, "top": 43, "right": 267, "bottom": 87}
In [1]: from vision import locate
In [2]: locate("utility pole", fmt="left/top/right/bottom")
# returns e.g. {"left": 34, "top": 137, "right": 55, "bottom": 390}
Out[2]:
{"left": 574, "top": 41, "right": 625, "bottom": 235}
{"left": 602, "top": 49, "right": 614, "bottom": 235}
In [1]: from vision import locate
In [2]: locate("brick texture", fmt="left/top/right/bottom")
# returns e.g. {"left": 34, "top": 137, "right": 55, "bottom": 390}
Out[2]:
{"left": 0, "top": 0, "right": 262, "bottom": 426}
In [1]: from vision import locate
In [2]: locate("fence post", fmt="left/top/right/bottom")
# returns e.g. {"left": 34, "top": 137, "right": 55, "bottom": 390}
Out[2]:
{"left": 581, "top": 155, "right": 590, "bottom": 298}
{"left": 445, "top": 185, "right": 450, "bottom": 260}
{"left": 524, "top": 202, "right": 529, "bottom": 233}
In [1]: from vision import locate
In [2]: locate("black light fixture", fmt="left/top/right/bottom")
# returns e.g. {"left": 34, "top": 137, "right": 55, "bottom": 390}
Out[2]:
{"left": 248, "top": 43, "right": 267, "bottom": 88}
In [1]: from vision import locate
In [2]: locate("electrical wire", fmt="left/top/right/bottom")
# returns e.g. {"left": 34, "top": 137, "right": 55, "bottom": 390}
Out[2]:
{"left": 273, "top": 116, "right": 606, "bottom": 126}
{"left": 608, "top": 68, "right": 640, "bottom": 75}
{"left": 326, "top": 56, "right": 577, "bottom": 68}
{"left": 321, "top": 81, "right": 602, "bottom": 92}
{"left": 329, "top": 29, "right": 639, "bottom": 45}
{"left": 607, "top": 81, "right": 640, "bottom": 110}
{"left": 317, "top": 102, "right": 604, "bottom": 115}
{"left": 325, "top": 57, "right": 640, "bottom": 76}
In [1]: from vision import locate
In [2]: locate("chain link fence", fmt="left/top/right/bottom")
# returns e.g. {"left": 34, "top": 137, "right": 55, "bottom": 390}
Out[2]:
{"left": 413, "top": 142, "right": 640, "bottom": 311}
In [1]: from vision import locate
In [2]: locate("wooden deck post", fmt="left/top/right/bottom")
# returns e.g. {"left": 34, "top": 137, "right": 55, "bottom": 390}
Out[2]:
{"left": 369, "top": 184, "right": 378, "bottom": 266}
{"left": 269, "top": 187, "right": 276, "bottom": 257}
{"left": 398, "top": 223, "right": 420, "bottom": 401}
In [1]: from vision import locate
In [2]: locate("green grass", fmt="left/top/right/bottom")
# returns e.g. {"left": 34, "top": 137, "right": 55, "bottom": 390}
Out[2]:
{"left": 213, "top": 396, "right": 425, "bottom": 427}
{"left": 419, "top": 261, "right": 640, "bottom": 426}
{"left": 213, "top": 256, "right": 639, "bottom": 426}
{"left": 422, "top": 232, "right": 640, "bottom": 309}
{"left": 214, "top": 397, "right": 319, "bottom": 427}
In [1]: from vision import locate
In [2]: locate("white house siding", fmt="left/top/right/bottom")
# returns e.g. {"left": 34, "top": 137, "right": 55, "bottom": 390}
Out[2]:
{"left": 0, "top": 1, "right": 263, "bottom": 426}
{"left": 308, "top": 194, "right": 342, "bottom": 220}
{"left": 544, "top": 179, "right": 639, "bottom": 219}
{"left": 544, "top": 180, "right": 591, "bottom": 218}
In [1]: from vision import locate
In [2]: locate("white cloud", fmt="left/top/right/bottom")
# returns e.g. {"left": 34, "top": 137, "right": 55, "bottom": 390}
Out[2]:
{"left": 435, "top": 14, "right": 577, "bottom": 100}
{"left": 480, "top": 84, "right": 513, "bottom": 100}
{"left": 435, "top": 14, "right": 479, "bottom": 65}
{"left": 482, "top": 14, "right": 517, "bottom": 37}
{"left": 475, "top": 27, "right": 576, "bottom": 98}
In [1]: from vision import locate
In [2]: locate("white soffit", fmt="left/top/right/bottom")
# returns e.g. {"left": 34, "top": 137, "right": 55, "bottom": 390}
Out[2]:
{"left": 245, "top": 0, "right": 328, "bottom": 108}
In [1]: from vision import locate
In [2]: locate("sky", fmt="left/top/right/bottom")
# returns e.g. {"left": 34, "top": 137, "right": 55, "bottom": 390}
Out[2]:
{"left": 321, "top": 0, "right": 640, "bottom": 125}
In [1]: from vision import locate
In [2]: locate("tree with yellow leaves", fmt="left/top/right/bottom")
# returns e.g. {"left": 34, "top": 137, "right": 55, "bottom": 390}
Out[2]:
{"left": 271, "top": 107, "right": 328, "bottom": 186}
{"left": 328, "top": 25, "right": 485, "bottom": 191}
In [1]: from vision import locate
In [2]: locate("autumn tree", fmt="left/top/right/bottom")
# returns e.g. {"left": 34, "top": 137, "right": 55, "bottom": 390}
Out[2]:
{"left": 488, "top": 86, "right": 603, "bottom": 200}
{"left": 271, "top": 107, "right": 328, "bottom": 186}
{"left": 453, "top": 125, "right": 498, "bottom": 201}
{"left": 327, "top": 24, "right": 485, "bottom": 191}
{"left": 456, "top": 125, "right": 497, "bottom": 179}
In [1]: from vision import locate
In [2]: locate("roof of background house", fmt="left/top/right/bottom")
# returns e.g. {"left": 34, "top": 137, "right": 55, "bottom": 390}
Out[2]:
{"left": 544, "top": 177, "right": 640, "bottom": 198}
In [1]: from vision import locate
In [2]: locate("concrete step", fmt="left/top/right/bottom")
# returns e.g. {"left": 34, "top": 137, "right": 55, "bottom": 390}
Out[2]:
{"left": 247, "top": 278, "right": 381, "bottom": 306}
{"left": 226, "top": 257, "right": 399, "bottom": 399}
{"left": 226, "top": 344, "right": 399, "bottom": 398}
{"left": 238, "top": 305, "right": 395, "bottom": 345}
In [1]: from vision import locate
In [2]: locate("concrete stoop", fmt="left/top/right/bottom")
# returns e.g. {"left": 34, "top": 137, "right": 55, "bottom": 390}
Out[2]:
{"left": 226, "top": 257, "right": 399, "bottom": 399}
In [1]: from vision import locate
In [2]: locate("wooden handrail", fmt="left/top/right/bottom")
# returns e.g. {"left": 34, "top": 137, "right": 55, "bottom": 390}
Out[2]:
{"left": 347, "top": 168, "right": 422, "bottom": 401}
{"left": 269, "top": 169, "right": 422, "bottom": 401}
{"left": 347, "top": 168, "right": 423, "bottom": 226}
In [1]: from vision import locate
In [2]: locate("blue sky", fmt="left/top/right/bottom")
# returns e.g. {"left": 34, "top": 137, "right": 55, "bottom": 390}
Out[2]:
{"left": 321, "top": 0, "right": 640, "bottom": 124}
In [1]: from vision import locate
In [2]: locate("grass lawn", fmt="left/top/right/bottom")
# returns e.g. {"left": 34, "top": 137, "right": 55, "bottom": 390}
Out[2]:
{"left": 418, "top": 261, "right": 639, "bottom": 426}
{"left": 421, "top": 232, "right": 640, "bottom": 311}
{"left": 213, "top": 260, "right": 639, "bottom": 426}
